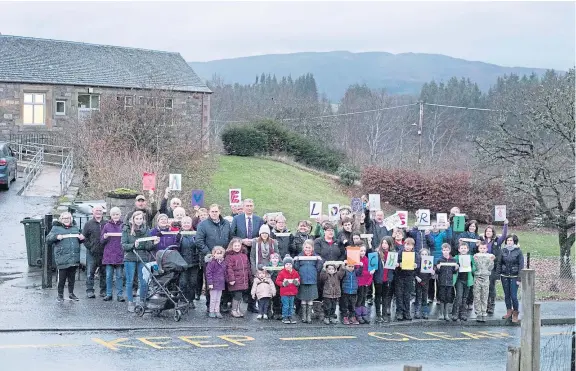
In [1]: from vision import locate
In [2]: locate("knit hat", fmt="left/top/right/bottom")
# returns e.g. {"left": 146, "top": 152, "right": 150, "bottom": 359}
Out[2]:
{"left": 259, "top": 224, "right": 271, "bottom": 236}
{"left": 282, "top": 254, "right": 293, "bottom": 266}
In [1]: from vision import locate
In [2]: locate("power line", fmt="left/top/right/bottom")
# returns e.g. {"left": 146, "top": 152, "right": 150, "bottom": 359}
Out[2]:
{"left": 424, "top": 102, "right": 504, "bottom": 113}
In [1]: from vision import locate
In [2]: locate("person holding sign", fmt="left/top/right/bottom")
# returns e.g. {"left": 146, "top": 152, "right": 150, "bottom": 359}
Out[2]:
{"left": 275, "top": 255, "right": 301, "bottom": 324}
{"left": 100, "top": 207, "right": 125, "bottom": 302}
{"left": 271, "top": 215, "right": 294, "bottom": 259}
{"left": 266, "top": 253, "right": 283, "bottom": 320}
{"left": 414, "top": 248, "right": 434, "bottom": 320}
{"left": 250, "top": 224, "right": 278, "bottom": 276}
{"left": 149, "top": 214, "right": 178, "bottom": 252}
{"left": 294, "top": 240, "right": 323, "bottom": 323}
{"left": 355, "top": 245, "right": 374, "bottom": 324}
{"left": 363, "top": 195, "right": 392, "bottom": 252}
{"left": 82, "top": 205, "right": 107, "bottom": 299}
{"left": 319, "top": 263, "right": 346, "bottom": 325}
{"left": 336, "top": 217, "right": 354, "bottom": 251}
{"left": 159, "top": 187, "right": 182, "bottom": 219}
{"left": 451, "top": 242, "right": 476, "bottom": 321}
{"left": 46, "top": 212, "right": 85, "bottom": 302}
{"left": 456, "top": 219, "right": 481, "bottom": 310}
{"left": 373, "top": 237, "right": 396, "bottom": 323}
{"left": 395, "top": 238, "right": 420, "bottom": 321}
{"left": 341, "top": 260, "right": 362, "bottom": 325}
{"left": 473, "top": 241, "right": 495, "bottom": 322}
{"left": 177, "top": 216, "right": 209, "bottom": 307}
{"left": 482, "top": 219, "right": 508, "bottom": 314}
{"left": 121, "top": 211, "right": 159, "bottom": 313}
{"left": 435, "top": 243, "right": 458, "bottom": 321}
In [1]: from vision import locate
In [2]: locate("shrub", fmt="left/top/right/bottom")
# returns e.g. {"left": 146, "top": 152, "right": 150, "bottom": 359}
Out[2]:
{"left": 337, "top": 164, "right": 360, "bottom": 186}
{"left": 221, "top": 126, "right": 268, "bottom": 156}
{"left": 361, "top": 166, "right": 535, "bottom": 225}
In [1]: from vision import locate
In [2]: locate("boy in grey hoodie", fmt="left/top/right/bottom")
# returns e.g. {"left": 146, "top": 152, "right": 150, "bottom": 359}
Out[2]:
{"left": 473, "top": 241, "right": 495, "bottom": 322}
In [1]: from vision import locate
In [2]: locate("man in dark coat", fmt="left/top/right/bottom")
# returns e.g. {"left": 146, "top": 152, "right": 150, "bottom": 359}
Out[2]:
{"left": 82, "top": 205, "right": 107, "bottom": 298}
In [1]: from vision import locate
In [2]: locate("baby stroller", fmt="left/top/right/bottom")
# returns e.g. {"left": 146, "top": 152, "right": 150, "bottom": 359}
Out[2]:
{"left": 134, "top": 246, "right": 190, "bottom": 322}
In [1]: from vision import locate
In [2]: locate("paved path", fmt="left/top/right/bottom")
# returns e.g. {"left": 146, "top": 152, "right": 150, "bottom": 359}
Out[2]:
{"left": 21, "top": 164, "right": 61, "bottom": 197}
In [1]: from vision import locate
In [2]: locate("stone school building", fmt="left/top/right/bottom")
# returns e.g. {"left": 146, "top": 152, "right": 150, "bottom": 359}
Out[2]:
{"left": 0, "top": 35, "right": 212, "bottom": 149}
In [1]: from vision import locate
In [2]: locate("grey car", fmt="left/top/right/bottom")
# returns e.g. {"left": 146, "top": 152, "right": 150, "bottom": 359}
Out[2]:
{"left": 0, "top": 142, "right": 17, "bottom": 190}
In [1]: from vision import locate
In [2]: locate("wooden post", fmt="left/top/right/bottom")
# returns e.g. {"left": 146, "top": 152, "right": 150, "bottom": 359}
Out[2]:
{"left": 403, "top": 366, "right": 422, "bottom": 371}
{"left": 520, "top": 269, "right": 536, "bottom": 371}
{"left": 532, "top": 303, "right": 541, "bottom": 371}
{"left": 506, "top": 346, "right": 521, "bottom": 371}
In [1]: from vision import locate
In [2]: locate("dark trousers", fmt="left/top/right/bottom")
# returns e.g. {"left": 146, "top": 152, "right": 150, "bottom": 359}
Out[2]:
{"left": 452, "top": 279, "right": 470, "bottom": 318}
{"left": 58, "top": 266, "right": 77, "bottom": 296}
{"left": 196, "top": 266, "right": 204, "bottom": 296}
{"left": 323, "top": 297, "right": 338, "bottom": 318}
{"left": 272, "top": 292, "right": 281, "bottom": 315}
{"left": 356, "top": 285, "right": 369, "bottom": 307}
{"left": 395, "top": 275, "right": 414, "bottom": 316}
{"left": 366, "top": 281, "right": 374, "bottom": 301}
{"left": 374, "top": 281, "right": 393, "bottom": 316}
{"left": 179, "top": 266, "right": 199, "bottom": 302}
{"left": 341, "top": 293, "right": 357, "bottom": 317}
{"left": 501, "top": 276, "right": 519, "bottom": 311}
{"left": 86, "top": 252, "right": 106, "bottom": 294}
{"left": 258, "top": 298, "right": 270, "bottom": 315}
{"left": 428, "top": 278, "right": 437, "bottom": 301}
{"left": 466, "top": 284, "right": 474, "bottom": 305}
{"left": 414, "top": 279, "right": 429, "bottom": 313}
{"left": 488, "top": 277, "right": 497, "bottom": 300}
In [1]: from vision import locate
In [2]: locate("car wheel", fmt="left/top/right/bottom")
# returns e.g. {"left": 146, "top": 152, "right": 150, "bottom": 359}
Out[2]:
{"left": 2, "top": 178, "right": 9, "bottom": 190}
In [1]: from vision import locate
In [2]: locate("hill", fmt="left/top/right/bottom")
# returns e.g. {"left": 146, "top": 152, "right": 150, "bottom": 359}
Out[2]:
{"left": 204, "top": 156, "right": 351, "bottom": 223}
{"left": 189, "top": 51, "right": 552, "bottom": 101}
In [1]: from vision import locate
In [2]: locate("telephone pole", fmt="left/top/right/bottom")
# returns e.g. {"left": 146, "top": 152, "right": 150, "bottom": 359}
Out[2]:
{"left": 417, "top": 101, "right": 423, "bottom": 168}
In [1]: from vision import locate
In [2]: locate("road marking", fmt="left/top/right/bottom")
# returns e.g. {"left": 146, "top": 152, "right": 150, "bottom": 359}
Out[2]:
{"left": 0, "top": 343, "right": 77, "bottom": 349}
{"left": 279, "top": 336, "right": 357, "bottom": 341}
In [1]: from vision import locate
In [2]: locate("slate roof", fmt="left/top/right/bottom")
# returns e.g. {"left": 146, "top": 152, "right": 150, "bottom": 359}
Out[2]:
{"left": 0, "top": 35, "right": 211, "bottom": 93}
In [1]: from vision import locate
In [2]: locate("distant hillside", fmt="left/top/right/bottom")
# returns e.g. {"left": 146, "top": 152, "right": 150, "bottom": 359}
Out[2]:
{"left": 189, "top": 51, "right": 552, "bottom": 101}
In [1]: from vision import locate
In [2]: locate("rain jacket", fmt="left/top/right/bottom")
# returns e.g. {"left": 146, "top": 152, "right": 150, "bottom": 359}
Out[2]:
{"left": 100, "top": 219, "right": 124, "bottom": 265}
{"left": 46, "top": 221, "right": 81, "bottom": 269}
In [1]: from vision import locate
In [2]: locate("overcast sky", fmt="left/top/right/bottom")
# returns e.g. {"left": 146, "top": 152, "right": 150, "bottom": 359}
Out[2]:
{"left": 1, "top": 1, "right": 574, "bottom": 70}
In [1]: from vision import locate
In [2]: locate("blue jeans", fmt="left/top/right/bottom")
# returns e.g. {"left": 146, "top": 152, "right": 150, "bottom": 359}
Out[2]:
{"left": 501, "top": 276, "right": 519, "bottom": 311}
{"left": 106, "top": 265, "right": 124, "bottom": 297}
{"left": 281, "top": 295, "right": 295, "bottom": 318}
{"left": 86, "top": 251, "right": 106, "bottom": 294}
{"left": 124, "top": 262, "right": 148, "bottom": 303}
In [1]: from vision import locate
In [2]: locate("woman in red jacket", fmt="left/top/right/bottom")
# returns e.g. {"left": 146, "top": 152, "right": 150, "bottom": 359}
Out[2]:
{"left": 225, "top": 238, "right": 250, "bottom": 318}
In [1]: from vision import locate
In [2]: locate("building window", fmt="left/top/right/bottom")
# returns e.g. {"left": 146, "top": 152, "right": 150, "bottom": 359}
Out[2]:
{"left": 124, "top": 96, "right": 134, "bottom": 108}
{"left": 162, "top": 98, "right": 173, "bottom": 110}
{"left": 78, "top": 94, "right": 100, "bottom": 110}
{"left": 23, "top": 93, "right": 45, "bottom": 125}
{"left": 55, "top": 100, "right": 66, "bottom": 115}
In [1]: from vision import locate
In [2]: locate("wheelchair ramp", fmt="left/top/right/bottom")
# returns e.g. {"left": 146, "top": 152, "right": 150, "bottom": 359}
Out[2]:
{"left": 21, "top": 165, "right": 62, "bottom": 197}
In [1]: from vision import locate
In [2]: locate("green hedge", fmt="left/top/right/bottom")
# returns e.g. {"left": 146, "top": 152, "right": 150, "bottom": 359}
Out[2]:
{"left": 220, "top": 120, "right": 346, "bottom": 173}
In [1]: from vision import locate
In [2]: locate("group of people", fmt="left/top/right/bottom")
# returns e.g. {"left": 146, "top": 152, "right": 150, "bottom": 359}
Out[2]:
{"left": 48, "top": 189, "right": 525, "bottom": 325}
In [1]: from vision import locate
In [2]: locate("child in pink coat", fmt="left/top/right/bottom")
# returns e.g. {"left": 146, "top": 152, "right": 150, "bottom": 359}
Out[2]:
{"left": 355, "top": 244, "right": 374, "bottom": 324}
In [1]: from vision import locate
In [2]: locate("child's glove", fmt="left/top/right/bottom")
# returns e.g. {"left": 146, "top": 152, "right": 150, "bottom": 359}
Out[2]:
{"left": 282, "top": 279, "right": 289, "bottom": 287}
{"left": 293, "top": 278, "right": 300, "bottom": 286}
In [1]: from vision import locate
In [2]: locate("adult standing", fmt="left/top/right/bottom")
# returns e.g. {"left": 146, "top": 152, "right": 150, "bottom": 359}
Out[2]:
{"left": 363, "top": 206, "right": 392, "bottom": 252}
{"left": 231, "top": 198, "right": 263, "bottom": 313}
{"left": 159, "top": 187, "right": 182, "bottom": 219}
{"left": 196, "top": 204, "right": 232, "bottom": 313}
{"left": 82, "top": 205, "right": 107, "bottom": 298}
{"left": 482, "top": 219, "right": 508, "bottom": 314}
{"left": 125, "top": 191, "right": 157, "bottom": 228}
{"left": 498, "top": 234, "right": 524, "bottom": 323}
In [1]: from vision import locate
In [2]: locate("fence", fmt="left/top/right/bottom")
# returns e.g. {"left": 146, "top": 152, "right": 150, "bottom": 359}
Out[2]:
{"left": 7, "top": 132, "right": 68, "bottom": 147}
{"left": 541, "top": 326, "right": 575, "bottom": 371}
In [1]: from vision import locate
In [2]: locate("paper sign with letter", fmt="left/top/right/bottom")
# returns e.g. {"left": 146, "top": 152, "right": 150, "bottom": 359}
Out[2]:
{"left": 421, "top": 255, "right": 434, "bottom": 274}
{"left": 346, "top": 246, "right": 361, "bottom": 265}
{"left": 169, "top": 174, "right": 182, "bottom": 191}
{"left": 436, "top": 213, "right": 448, "bottom": 229}
{"left": 229, "top": 189, "right": 242, "bottom": 206}
{"left": 401, "top": 251, "right": 415, "bottom": 270}
{"left": 396, "top": 211, "right": 408, "bottom": 228}
{"left": 384, "top": 252, "right": 398, "bottom": 270}
{"left": 453, "top": 214, "right": 466, "bottom": 232}
{"left": 459, "top": 254, "right": 472, "bottom": 272}
{"left": 368, "top": 252, "right": 379, "bottom": 271}
{"left": 191, "top": 190, "right": 204, "bottom": 207}
{"left": 309, "top": 201, "right": 322, "bottom": 218}
{"left": 416, "top": 209, "right": 431, "bottom": 226}
{"left": 351, "top": 198, "right": 362, "bottom": 213}
{"left": 495, "top": 205, "right": 506, "bottom": 222}
{"left": 383, "top": 213, "right": 402, "bottom": 230}
{"left": 328, "top": 204, "right": 340, "bottom": 221}
{"left": 368, "top": 194, "right": 381, "bottom": 210}
{"left": 142, "top": 172, "right": 156, "bottom": 191}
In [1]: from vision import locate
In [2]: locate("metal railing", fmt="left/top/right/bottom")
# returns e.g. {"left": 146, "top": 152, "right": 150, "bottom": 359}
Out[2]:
{"left": 19, "top": 144, "right": 44, "bottom": 193}
{"left": 59, "top": 150, "right": 74, "bottom": 195}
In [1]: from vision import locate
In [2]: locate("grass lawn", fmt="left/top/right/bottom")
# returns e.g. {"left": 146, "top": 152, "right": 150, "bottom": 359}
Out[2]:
{"left": 204, "top": 156, "right": 351, "bottom": 224}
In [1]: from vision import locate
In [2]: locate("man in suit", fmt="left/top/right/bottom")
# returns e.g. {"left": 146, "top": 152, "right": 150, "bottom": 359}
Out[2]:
{"left": 230, "top": 198, "right": 263, "bottom": 313}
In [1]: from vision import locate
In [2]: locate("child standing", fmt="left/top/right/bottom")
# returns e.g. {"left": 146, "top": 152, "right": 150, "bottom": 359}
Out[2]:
{"left": 319, "top": 263, "right": 345, "bottom": 324}
{"left": 206, "top": 246, "right": 227, "bottom": 319}
{"left": 452, "top": 242, "right": 476, "bottom": 321}
{"left": 473, "top": 241, "right": 495, "bottom": 322}
{"left": 275, "top": 255, "right": 301, "bottom": 324}
{"left": 251, "top": 268, "right": 276, "bottom": 319}
{"left": 355, "top": 245, "right": 374, "bottom": 324}
{"left": 294, "top": 240, "right": 323, "bottom": 323}
{"left": 414, "top": 248, "right": 433, "bottom": 319}
{"left": 392, "top": 228, "right": 405, "bottom": 252}
{"left": 435, "top": 243, "right": 458, "bottom": 321}
{"left": 395, "top": 238, "right": 420, "bottom": 321}
{"left": 341, "top": 260, "right": 363, "bottom": 325}
{"left": 374, "top": 237, "right": 395, "bottom": 323}
{"left": 225, "top": 238, "right": 251, "bottom": 318}
{"left": 266, "top": 253, "right": 283, "bottom": 320}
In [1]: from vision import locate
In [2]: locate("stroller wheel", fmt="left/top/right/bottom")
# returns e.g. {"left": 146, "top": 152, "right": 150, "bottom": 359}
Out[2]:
{"left": 134, "top": 305, "right": 145, "bottom": 317}
{"left": 152, "top": 309, "right": 162, "bottom": 317}
{"left": 174, "top": 310, "right": 182, "bottom": 322}
{"left": 180, "top": 305, "right": 189, "bottom": 315}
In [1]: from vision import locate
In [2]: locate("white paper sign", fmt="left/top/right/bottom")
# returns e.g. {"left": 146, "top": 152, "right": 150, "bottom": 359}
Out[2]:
{"left": 396, "top": 211, "right": 408, "bottom": 228}
{"left": 495, "top": 205, "right": 506, "bottom": 222}
{"left": 328, "top": 204, "right": 340, "bottom": 221}
{"left": 62, "top": 234, "right": 79, "bottom": 239}
{"left": 180, "top": 231, "right": 197, "bottom": 236}
{"left": 309, "top": 201, "right": 322, "bottom": 218}
{"left": 106, "top": 232, "right": 123, "bottom": 237}
{"left": 274, "top": 233, "right": 291, "bottom": 237}
{"left": 368, "top": 194, "right": 381, "bottom": 210}
{"left": 360, "top": 234, "right": 373, "bottom": 239}
{"left": 160, "top": 231, "right": 179, "bottom": 235}
{"left": 382, "top": 213, "right": 402, "bottom": 230}
{"left": 459, "top": 254, "right": 472, "bottom": 272}
{"left": 136, "top": 237, "right": 157, "bottom": 243}
{"left": 421, "top": 256, "right": 434, "bottom": 274}
{"left": 460, "top": 238, "right": 480, "bottom": 243}
{"left": 436, "top": 213, "right": 448, "bottom": 229}
{"left": 169, "top": 174, "right": 182, "bottom": 191}
{"left": 416, "top": 209, "right": 431, "bottom": 226}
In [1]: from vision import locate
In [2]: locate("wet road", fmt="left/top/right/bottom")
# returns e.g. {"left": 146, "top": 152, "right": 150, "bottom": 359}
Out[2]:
{"left": 0, "top": 325, "right": 572, "bottom": 371}
{"left": 0, "top": 176, "right": 53, "bottom": 276}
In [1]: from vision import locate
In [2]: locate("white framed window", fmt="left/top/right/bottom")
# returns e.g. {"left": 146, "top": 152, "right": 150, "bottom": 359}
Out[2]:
{"left": 78, "top": 94, "right": 100, "bottom": 110}
{"left": 55, "top": 100, "right": 66, "bottom": 115}
{"left": 124, "top": 96, "right": 134, "bottom": 108}
{"left": 23, "top": 93, "right": 46, "bottom": 125}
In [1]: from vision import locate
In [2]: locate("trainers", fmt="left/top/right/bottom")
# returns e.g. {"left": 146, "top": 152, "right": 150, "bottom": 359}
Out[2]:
{"left": 362, "top": 316, "right": 370, "bottom": 324}
{"left": 99, "top": 291, "right": 106, "bottom": 298}
{"left": 215, "top": 313, "right": 223, "bottom": 319}
{"left": 127, "top": 302, "right": 135, "bottom": 313}
{"left": 56, "top": 295, "right": 64, "bottom": 302}
{"left": 323, "top": 318, "right": 330, "bottom": 325}
{"left": 86, "top": 292, "right": 96, "bottom": 299}
{"left": 289, "top": 316, "right": 298, "bottom": 324}
{"left": 256, "top": 314, "right": 263, "bottom": 319}
{"left": 103, "top": 296, "right": 112, "bottom": 301}
{"left": 375, "top": 316, "right": 383, "bottom": 323}
{"left": 117, "top": 296, "right": 125, "bottom": 303}
{"left": 330, "top": 317, "right": 339, "bottom": 324}
{"left": 414, "top": 313, "right": 421, "bottom": 319}
{"left": 357, "top": 316, "right": 366, "bottom": 324}
{"left": 209, "top": 312, "right": 216, "bottom": 318}
{"left": 350, "top": 317, "right": 360, "bottom": 325}
{"left": 343, "top": 317, "right": 350, "bottom": 325}
{"left": 282, "top": 318, "right": 291, "bottom": 324}
{"left": 69, "top": 293, "right": 79, "bottom": 301}
{"left": 263, "top": 314, "right": 269, "bottom": 320}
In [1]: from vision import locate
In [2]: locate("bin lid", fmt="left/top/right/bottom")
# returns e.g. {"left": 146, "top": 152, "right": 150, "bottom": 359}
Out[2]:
{"left": 20, "top": 217, "right": 43, "bottom": 224}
